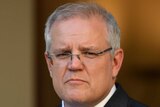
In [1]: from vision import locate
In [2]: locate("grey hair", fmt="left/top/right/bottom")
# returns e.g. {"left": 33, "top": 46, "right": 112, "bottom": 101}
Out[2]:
{"left": 44, "top": 2, "right": 120, "bottom": 54}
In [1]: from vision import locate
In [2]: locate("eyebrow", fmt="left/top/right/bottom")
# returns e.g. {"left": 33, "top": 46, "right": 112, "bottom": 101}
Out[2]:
{"left": 79, "top": 46, "right": 99, "bottom": 51}
{"left": 52, "top": 47, "right": 71, "bottom": 53}
{"left": 52, "top": 45, "right": 99, "bottom": 53}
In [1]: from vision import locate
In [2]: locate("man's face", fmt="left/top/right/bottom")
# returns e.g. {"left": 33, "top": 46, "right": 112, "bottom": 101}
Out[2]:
{"left": 45, "top": 16, "right": 123, "bottom": 106}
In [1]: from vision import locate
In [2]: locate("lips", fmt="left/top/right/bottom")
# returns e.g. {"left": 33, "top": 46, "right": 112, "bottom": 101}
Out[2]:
{"left": 65, "top": 78, "right": 88, "bottom": 85}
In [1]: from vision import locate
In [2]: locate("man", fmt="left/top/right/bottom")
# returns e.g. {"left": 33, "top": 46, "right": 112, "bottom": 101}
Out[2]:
{"left": 44, "top": 2, "right": 147, "bottom": 107}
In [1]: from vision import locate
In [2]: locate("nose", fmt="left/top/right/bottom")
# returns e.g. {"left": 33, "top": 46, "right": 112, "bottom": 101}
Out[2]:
{"left": 68, "top": 54, "right": 83, "bottom": 71}
{"left": 70, "top": 54, "right": 80, "bottom": 60}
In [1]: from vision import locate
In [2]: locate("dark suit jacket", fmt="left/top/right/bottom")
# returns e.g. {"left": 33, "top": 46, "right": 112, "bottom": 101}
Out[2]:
{"left": 104, "top": 83, "right": 147, "bottom": 107}
{"left": 58, "top": 83, "right": 147, "bottom": 107}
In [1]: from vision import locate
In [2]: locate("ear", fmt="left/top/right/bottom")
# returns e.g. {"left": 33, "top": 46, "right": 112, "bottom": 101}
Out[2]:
{"left": 44, "top": 52, "right": 54, "bottom": 78}
{"left": 112, "top": 48, "right": 124, "bottom": 78}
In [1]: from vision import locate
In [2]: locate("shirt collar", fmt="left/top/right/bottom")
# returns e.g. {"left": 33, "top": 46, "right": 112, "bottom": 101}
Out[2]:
{"left": 62, "top": 84, "right": 116, "bottom": 107}
{"left": 95, "top": 84, "right": 116, "bottom": 107}
{"left": 62, "top": 100, "right": 64, "bottom": 107}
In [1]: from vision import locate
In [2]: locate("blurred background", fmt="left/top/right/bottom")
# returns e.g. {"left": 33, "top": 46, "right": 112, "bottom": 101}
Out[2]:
{"left": 0, "top": 0, "right": 159, "bottom": 107}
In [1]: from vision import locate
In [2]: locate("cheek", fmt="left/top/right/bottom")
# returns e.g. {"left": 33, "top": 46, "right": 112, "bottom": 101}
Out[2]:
{"left": 89, "top": 57, "right": 112, "bottom": 73}
{"left": 50, "top": 64, "right": 69, "bottom": 100}
{"left": 51, "top": 61, "right": 66, "bottom": 77}
{"left": 51, "top": 62, "right": 66, "bottom": 90}
{"left": 85, "top": 59, "right": 113, "bottom": 99}
{"left": 89, "top": 58, "right": 113, "bottom": 86}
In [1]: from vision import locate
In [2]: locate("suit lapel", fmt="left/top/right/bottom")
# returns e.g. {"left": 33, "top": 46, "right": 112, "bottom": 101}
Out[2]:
{"left": 104, "top": 83, "right": 128, "bottom": 107}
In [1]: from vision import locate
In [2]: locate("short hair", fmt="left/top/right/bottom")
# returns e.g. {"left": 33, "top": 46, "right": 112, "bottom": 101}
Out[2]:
{"left": 44, "top": 2, "right": 120, "bottom": 54}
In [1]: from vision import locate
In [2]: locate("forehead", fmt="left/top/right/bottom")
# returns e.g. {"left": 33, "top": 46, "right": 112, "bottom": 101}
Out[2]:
{"left": 50, "top": 16, "right": 109, "bottom": 49}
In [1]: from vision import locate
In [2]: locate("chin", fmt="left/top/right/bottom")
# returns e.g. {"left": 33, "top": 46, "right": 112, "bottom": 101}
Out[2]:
{"left": 64, "top": 91, "right": 88, "bottom": 103}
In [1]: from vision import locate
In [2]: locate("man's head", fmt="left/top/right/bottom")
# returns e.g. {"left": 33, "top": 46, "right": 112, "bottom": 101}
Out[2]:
{"left": 44, "top": 2, "right": 124, "bottom": 107}
{"left": 45, "top": 3, "right": 120, "bottom": 54}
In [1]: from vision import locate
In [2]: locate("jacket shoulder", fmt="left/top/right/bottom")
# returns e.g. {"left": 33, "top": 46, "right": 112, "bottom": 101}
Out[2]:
{"left": 105, "top": 83, "right": 148, "bottom": 107}
{"left": 127, "top": 98, "right": 148, "bottom": 107}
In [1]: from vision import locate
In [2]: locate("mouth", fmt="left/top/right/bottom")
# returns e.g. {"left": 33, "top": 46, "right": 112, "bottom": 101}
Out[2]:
{"left": 65, "top": 78, "right": 87, "bottom": 85}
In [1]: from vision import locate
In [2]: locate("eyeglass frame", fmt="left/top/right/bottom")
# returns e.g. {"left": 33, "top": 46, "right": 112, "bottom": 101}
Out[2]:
{"left": 47, "top": 47, "right": 112, "bottom": 61}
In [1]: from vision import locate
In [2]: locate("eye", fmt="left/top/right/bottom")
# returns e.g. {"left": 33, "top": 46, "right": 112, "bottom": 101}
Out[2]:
{"left": 55, "top": 52, "right": 71, "bottom": 59}
{"left": 82, "top": 51, "right": 98, "bottom": 58}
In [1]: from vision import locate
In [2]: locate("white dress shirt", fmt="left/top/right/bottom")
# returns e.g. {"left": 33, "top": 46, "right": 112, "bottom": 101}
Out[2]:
{"left": 62, "top": 84, "right": 116, "bottom": 107}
